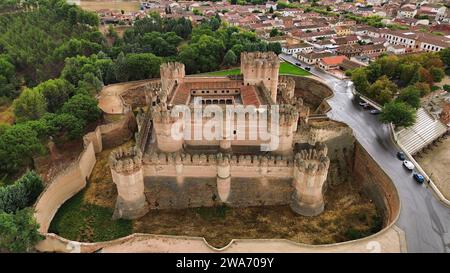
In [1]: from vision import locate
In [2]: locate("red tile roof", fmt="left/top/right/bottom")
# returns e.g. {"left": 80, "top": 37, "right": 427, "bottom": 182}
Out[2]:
{"left": 320, "top": 56, "right": 348, "bottom": 66}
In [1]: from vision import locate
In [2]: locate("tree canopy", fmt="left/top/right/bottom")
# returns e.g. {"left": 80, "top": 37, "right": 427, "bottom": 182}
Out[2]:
{"left": 380, "top": 101, "right": 416, "bottom": 128}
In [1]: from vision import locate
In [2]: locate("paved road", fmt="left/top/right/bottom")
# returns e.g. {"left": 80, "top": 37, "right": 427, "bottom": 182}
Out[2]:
{"left": 281, "top": 54, "right": 450, "bottom": 253}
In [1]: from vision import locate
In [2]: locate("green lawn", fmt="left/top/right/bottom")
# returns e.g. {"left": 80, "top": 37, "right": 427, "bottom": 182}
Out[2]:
{"left": 48, "top": 189, "right": 133, "bottom": 242}
{"left": 203, "top": 68, "right": 241, "bottom": 76}
{"left": 202, "top": 62, "right": 310, "bottom": 77}
{"left": 279, "top": 62, "right": 311, "bottom": 76}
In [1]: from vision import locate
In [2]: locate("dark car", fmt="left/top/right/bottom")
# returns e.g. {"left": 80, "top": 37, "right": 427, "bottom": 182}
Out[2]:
{"left": 413, "top": 173, "right": 425, "bottom": 184}
{"left": 295, "top": 63, "right": 302, "bottom": 66}
{"left": 396, "top": 151, "right": 406, "bottom": 160}
{"left": 370, "top": 109, "right": 381, "bottom": 115}
{"left": 304, "top": 67, "right": 311, "bottom": 71}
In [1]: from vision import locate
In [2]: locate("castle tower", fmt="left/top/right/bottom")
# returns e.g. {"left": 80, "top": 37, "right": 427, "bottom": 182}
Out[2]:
{"left": 290, "top": 142, "right": 330, "bottom": 216}
{"left": 110, "top": 147, "right": 149, "bottom": 219}
{"left": 274, "top": 104, "right": 299, "bottom": 155}
{"left": 241, "top": 52, "right": 280, "bottom": 103}
{"left": 160, "top": 62, "right": 185, "bottom": 95}
{"left": 152, "top": 104, "right": 184, "bottom": 152}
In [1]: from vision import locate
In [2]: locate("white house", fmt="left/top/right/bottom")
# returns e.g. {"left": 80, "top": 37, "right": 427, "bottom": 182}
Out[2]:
{"left": 282, "top": 43, "right": 314, "bottom": 57}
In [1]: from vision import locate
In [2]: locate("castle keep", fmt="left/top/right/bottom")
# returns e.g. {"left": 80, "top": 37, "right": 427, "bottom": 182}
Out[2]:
{"left": 110, "top": 52, "right": 331, "bottom": 219}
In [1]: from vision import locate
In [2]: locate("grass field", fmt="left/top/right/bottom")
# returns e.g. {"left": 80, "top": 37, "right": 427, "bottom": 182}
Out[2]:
{"left": 202, "top": 62, "right": 310, "bottom": 77}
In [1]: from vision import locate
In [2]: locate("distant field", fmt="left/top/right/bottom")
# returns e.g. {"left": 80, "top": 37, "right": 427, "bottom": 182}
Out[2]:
{"left": 79, "top": 0, "right": 140, "bottom": 12}
{"left": 202, "top": 62, "right": 310, "bottom": 77}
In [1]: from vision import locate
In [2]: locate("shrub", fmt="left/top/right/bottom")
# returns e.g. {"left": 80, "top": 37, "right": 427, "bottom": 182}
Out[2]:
{"left": 0, "top": 208, "right": 43, "bottom": 252}
{"left": 0, "top": 171, "right": 44, "bottom": 214}
{"left": 443, "top": 84, "right": 450, "bottom": 92}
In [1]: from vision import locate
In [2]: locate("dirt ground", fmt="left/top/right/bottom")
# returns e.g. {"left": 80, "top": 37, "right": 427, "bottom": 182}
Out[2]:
{"left": 133, "top": 181, "right": 381, "bottom": 248}
{"left": 34, "top": 139, "right": 84, "bottom": 182}
{"left": 0, "top": 103, "right": 14, "bottom": 125}
{"left": 84, "top": 140, "right": 135, "bottom": 208}
{"left": 98, "top": 80, "right": 150, "bottom": 114}
{"left": 80, "top": 0, "right": 140, "bottom": 12}
{"left": 416, "top": 136, "right": 450, "bottom": 199}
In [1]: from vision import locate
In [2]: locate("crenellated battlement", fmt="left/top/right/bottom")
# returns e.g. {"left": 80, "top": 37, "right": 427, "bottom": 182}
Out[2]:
{"left": 294, "top": 142, "right": 329, "bottom": 174}
{"left": 278, "top": 75, "right": 295, "bottom": 102}
{"left": 160, "top": 62, "right": 185, "bottom": 79}
{"left": 241, "top": 52, "right": 280, "bottom": 68}
{"left": 110, "top": 147, "right": 143, "bottom": 174}
{"left": 278, "top": 104, "right": 300, "bottom": 126}
{"left": 160, "top": 62, "right": 185, "bottom": 95}
{"left": 143, "top": 151, "right": 295, "bottom": 167}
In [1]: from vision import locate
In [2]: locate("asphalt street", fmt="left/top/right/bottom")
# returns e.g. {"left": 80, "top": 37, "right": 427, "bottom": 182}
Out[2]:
{"left": 281, "top": 53, "right": 450, "bottom": 252}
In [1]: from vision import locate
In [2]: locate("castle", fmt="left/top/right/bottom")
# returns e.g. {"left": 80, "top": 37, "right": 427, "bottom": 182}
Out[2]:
{"left": 109, "top": 52, "right": 331, "bottom": 219}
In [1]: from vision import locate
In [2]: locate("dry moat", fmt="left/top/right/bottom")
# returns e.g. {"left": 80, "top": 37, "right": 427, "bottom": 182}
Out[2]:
{"left": 49, "top": 141, "right": 383, "bottom": 248}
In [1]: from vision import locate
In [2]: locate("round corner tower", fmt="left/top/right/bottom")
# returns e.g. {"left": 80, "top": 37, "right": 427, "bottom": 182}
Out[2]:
{"left": 109, "top": 147, "right": 149, "bottom": 219}
{"left": 241, "top": 51, "right": 280, "bottom": 103}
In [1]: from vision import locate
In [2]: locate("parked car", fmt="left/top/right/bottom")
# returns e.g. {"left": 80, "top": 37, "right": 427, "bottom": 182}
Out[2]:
{"left": 304, "top": 67, "right": 311, "bottom": 71}
{"left": 370, "top": 109, "right": 381, "bottom": 115}
{"left": 396, "top": 151, "right": 406, "bottom": 160}
{"left": 359, "top": 101, "right": 368, "bottom": 107}
{"left": 403, "top": 160, "right": 415, "bottom": 171}
{"left": 295, "top": 63, "right": 302, "bottom": 67}
{"left": 413, "top": 173, "right": 425, "bottom": 184}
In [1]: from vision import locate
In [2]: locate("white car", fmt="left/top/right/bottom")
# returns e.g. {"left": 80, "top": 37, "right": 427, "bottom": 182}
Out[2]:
{"left": 403, "top": 160, "right": 414, "bottom": 171}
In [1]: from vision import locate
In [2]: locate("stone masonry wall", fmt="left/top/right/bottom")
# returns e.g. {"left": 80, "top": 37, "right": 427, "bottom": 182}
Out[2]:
{"left": 353, "top": 143, "right": 400, "bottom": 225}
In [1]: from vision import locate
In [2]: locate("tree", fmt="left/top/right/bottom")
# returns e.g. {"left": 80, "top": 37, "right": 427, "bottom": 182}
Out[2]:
{"left": 270, "top": 28, "right": 279, "bottom": 37}
{"left": 209, "top": 17, "right": 221, "bottom": 31}
{"left": 0, "top": 208, "right": 43, "bottom": 252}
{"left": 35, "top": 79, "right": 74, "bottom": 113}
{"left": 61, "top": 94, "right": 101, "bottom": 124}
{"left": 399, "top": 63, "right": 420, "bottom": 86}
{"left": 223, "top": 49, "right": 237, "bottom": 66}
{"left": 44, "top": 113, "right": 85, "bottom": 140}
{"left": 351, "top": 68, "right": 370, "bottom": 95}
{"left": 0, "top": 171, "right": 44, "bottom": 214}
{"left": 438, "top": 47, "right": 450, "bottom": 67}
{"left": 122, "top": 53, "right": 162, "bottom": 81}
{"left": 54, "top": 38, "right": 102, "bottom": 60}
{"left": 396, "top": 86, "right": 421, "bottom": 109}
{"left": 61, "top": 55, "right": 103, "bottom": 86}
{"left": 0, "top": 124, "right": 44, "bottom": 173}
{"left": 366, "top": 76, "right": 397, "bottom": 104}
{"left": 13, "top": 88, "right": 47, "bottom": 123}
{"left": 429, "top": 67, "right": 444, "bottom": 83}
{"left": 414, "top": 82, "right": 431, "bottom": 97}
{"left": 0, "top": 56, "right": 18, "bottom": 98}
{"left": 418, "top": 67, "right": 433, "bottom": 85}
{"left": 380, "top": 101, "right": 416, "bottom": 128}
{"left": 377, "top": 55, "right": 399, "bottom": 79}
{"left": 268, "top": 42, "right": 282, "bottom": 55}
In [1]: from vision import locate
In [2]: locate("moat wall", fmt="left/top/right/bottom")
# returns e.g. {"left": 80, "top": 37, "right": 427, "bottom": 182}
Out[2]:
{"left": 291, "top": 76, "right": 333, "bottom": 114}
{"left": 353, "top": 143, "right": 400, "bottom": 224}
{"left": 33, "top": 75, "right": 401, "bottom": 253}
{"left": 33, "top": 113, "right": 136, "bottom": 233}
